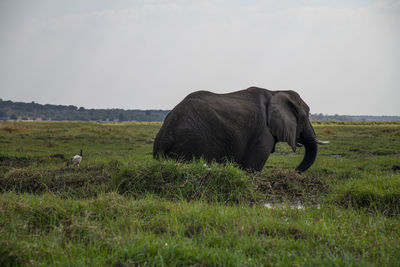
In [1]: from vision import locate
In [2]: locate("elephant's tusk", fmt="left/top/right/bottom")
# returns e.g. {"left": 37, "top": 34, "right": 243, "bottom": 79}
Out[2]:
{"left": 297, "top": 143, "right": 303, "bottom": 147}
{"left": 314, "top": 138, "right": 329, "bottom": 145}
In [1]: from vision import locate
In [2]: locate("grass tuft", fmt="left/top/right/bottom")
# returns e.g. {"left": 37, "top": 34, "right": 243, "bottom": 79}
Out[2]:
{"left": 114, "top": 159, "right": 256, "bottom": 203}
{"left": 0, "top": 240, "right": 28, "bottom": 266}
{"left": 0, "top": 166, "right": 112, "bottom": 198}
{"left": 333, "top": 174, "right": 400, "bottom": 215}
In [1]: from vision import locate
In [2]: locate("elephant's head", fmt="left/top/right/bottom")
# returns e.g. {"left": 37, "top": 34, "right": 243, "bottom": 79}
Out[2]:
{"left": 267, "top": 90, "right": 329, "bottom": 172}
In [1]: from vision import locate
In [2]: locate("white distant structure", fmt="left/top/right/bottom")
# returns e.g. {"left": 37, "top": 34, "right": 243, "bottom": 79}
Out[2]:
{"left": 68, "top": 149, "right": 83, "bottom": 167}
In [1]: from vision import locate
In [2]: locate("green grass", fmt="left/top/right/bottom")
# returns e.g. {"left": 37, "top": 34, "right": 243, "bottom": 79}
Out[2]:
{"left": 1, "top": 121, "right": 400, "bottom": 266}
{"left": 114, "top": 159, "right": 257, "bottom": 203}
{"left": 333, "top": 174, "right": 400, "bottom": 216}
{"left": 1, "top": 193, "right": 399, "bottom": 266}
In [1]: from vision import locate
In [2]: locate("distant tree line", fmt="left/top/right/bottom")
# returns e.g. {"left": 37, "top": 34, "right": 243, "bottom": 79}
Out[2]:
{"left": 1, "top": 99, "right": 399, "bottom": 122}
{"left": 0, "top": 99, "right": 169, "bottom": 122}
{"left": 310, "top": 113, "right": 400, "bottom": 122}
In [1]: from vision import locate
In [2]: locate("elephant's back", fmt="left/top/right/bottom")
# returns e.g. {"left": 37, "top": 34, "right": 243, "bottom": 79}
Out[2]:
{"left": 153, "top": 87, "right": 270, "bottom": 159}
{"left": 161, "top": 88, "right": 266, "bottom": 138}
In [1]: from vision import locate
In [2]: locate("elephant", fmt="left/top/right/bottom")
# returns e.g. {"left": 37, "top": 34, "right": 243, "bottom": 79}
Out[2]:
{"left": 153, "top": 87, "right": 329, "bottom": 172}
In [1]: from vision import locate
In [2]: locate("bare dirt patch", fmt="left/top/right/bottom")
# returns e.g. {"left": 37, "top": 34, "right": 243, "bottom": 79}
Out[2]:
{"left": 254, "top": 168, "right": 328, "bottom": 203}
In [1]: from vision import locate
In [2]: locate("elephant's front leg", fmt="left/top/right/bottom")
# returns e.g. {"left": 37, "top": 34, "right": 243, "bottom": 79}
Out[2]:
{"left": 242, "top": 129, "right": 275, "bottom": 171}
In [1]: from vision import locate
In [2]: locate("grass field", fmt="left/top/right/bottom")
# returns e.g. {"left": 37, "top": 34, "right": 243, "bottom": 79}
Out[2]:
{"left": 1, "top": 121, "right": 400, "bottom": 266}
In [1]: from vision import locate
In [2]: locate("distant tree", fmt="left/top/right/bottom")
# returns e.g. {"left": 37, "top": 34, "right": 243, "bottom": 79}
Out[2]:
{"left": 118, "top": 113, "right": 126, "bottom": 122}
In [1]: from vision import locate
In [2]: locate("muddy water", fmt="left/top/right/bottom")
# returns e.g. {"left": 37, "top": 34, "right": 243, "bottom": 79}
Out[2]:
{"left": 262, "top": 202, "right": 320, "bottom": 210}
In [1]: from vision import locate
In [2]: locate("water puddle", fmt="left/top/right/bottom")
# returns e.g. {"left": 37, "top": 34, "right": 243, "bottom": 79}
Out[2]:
{"left": 262, "top": 202, "right": 320, "bottom": 210}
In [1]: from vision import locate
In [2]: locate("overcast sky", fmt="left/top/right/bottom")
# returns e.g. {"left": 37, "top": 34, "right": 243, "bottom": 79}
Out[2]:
{"left": 0, "top": 0, "right": 399, "bottom": 115}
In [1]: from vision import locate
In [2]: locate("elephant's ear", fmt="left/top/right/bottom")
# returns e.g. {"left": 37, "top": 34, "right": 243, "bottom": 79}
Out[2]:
{"left": 267, "top": 92, "right": 298, "bottom": 152}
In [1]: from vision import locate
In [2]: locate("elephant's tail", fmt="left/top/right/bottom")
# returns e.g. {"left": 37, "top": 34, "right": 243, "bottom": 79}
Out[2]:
{"left": 152, "top": 135, "right": 162, "bottom": 159}
{"left": 153, "top": 132, "right": 174, "bottom": 159}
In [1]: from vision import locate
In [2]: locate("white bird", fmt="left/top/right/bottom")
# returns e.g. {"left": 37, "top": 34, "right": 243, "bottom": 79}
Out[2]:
{"left": 68, "top": 149, "right": 82, "bottom": 167}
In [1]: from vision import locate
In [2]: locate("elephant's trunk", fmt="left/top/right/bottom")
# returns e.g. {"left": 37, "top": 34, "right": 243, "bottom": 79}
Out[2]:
{"left": 295, "top": 140, "right": 318, "bottom": 173}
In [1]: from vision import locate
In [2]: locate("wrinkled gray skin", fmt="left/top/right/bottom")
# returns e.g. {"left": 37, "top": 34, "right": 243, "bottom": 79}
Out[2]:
{"left": 153, "top": 87, "right": 327, "bottom": 172}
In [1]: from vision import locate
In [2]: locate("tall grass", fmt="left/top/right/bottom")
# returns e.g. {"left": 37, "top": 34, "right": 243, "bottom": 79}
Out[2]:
{"left": 114, "top": 159, "right": 256, "bottom": 203}
{"left": 333, "top": 174, "right": 400, "bottom": 216}
{"left": 1, "top": 192, "right": 399, "bottom": 266}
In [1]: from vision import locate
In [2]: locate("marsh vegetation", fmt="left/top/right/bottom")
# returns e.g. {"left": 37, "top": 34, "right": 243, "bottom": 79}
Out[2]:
{"left": 0, "top": 121, "right": 399, "bottom": 266}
